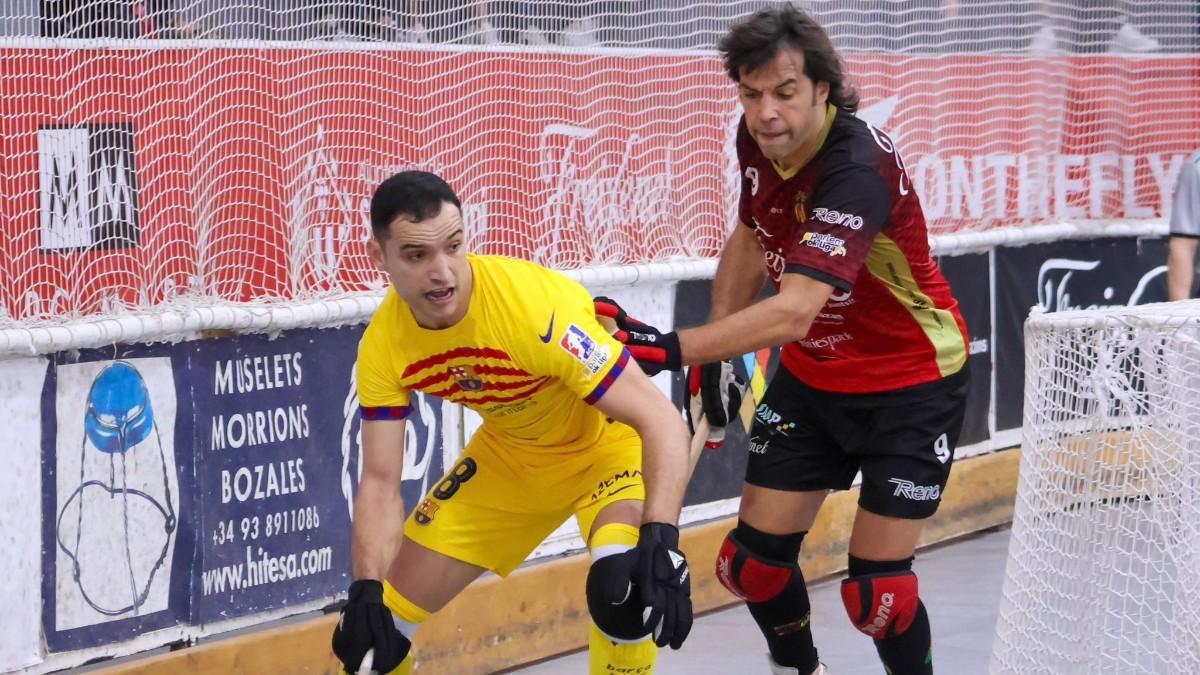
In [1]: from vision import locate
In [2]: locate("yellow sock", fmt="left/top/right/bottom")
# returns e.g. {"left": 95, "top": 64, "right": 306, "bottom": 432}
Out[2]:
{"left": 587, "top": 522, "right": 657, "bottom": 674}
{"left": 374, "top": 581, "right": 429, "bottom": 675}
{"left": 382, "top": 580, "right": 431, "bottom": 625}
{"left": 589, "top": 623, "right": 658, "bottom": 675}
{"left": 589, "top": 522, "right": 639, "bottom": 555}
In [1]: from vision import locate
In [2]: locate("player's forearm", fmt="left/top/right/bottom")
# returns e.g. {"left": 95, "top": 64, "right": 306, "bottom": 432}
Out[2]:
{"left": 351, "top": 477, "right": 405, "bottom": 580}
{"left": 637, "top": 415, "right": 691, "bottom": 525}
{"left": 710, "top": 226, "right": 767, "bottom": 321}
{"left": 1167, "top": 237, "right": 1198, "bottom": 301}
{"left": 679, "top": 293, "right": 810, "bottom": 365}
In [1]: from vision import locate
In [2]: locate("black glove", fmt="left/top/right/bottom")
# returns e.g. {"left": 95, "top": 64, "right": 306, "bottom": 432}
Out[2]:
{"left": 632, "top": 522, "right": 693, "bottom": 649}
{"left": 685, "top": 362, "right": 747, "bottom": 449}
{"left": 331, "top": 580, "right": 410, "bottom": 674}
{"left": 593, "top": 296, "right": 682, "bottom": 376}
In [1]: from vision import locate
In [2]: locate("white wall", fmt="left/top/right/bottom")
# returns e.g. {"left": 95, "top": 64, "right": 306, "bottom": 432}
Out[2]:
{"left": 0, "top": 357, "right": 48, "bottom": 672}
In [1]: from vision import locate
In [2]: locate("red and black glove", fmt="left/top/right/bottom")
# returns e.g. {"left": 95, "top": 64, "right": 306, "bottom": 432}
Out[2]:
{"left": 593, "top": 296, "right": 682, "bottom": 376}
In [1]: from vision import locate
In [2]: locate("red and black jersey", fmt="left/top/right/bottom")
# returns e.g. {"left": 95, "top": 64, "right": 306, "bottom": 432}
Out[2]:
{"left": 737, "top": 105, "right": 968, "bottom": 393}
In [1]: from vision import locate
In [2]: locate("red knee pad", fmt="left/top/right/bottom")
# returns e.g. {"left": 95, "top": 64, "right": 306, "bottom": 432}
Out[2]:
{"left": 715, "top": 531, "right": 794, "bottom": 603}
{"left": 840, "top": 570, "right": 920, "bottom": 639}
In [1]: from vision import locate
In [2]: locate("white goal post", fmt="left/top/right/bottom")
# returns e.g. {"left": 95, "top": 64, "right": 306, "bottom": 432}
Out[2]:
{"left": 991, "top": 301, "right": 1200, "bottom": 675}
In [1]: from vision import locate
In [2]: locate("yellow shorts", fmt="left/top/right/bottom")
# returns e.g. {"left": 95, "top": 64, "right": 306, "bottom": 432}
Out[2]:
{"left": 402, "top": 422, "right": 645, "bottom": 576}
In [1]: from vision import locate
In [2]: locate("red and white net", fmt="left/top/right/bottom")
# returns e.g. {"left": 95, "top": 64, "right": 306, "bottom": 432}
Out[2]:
{"left": 1, "top": 2, "right": 1197, "bottom": 331}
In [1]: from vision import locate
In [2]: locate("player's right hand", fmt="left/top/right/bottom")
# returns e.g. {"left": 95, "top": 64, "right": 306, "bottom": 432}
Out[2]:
{"left": 686, "top": 362, "right": 747, "bottom": 449}
{"left": 632, "top": 522, "right": 693, "bottom": 649}
{"left": 331, "top": 579, "right": 410, "bottom": 674}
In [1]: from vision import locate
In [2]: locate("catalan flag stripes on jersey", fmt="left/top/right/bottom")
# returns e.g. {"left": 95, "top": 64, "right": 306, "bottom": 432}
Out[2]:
{"left": 356, "top": 254, "right": 631, "bottom": 451}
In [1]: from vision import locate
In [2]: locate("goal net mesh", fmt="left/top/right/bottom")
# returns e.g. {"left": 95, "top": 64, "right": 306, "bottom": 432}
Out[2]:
{"left": 991, "top": 302, "right": 1200, "bottom": 674}
{"left": 1, "top": 2, "right": 1198, "bottom": 332}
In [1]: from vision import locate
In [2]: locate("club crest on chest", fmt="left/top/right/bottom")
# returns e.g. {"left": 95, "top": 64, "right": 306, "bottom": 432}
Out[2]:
{"left": 450, "top": 364, "right": 484, "bottom": 391}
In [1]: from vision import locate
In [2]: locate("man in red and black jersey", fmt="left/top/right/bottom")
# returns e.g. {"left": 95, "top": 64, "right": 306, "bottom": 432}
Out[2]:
{"left": 596, "top": 6, "right": 968, "bottom": 675}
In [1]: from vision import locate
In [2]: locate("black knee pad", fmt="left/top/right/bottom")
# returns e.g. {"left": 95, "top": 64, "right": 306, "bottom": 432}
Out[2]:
{"left": 586, "top": 554, "right": 650, "bottom": 641}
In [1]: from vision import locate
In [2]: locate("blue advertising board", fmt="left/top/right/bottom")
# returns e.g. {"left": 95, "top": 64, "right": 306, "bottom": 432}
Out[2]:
{"left": 41, "top": 344, "right": 195, "bottom": 651}
{"left": 40, "top": 325, "right": 450, "bottom": 650}
{"left": 188, "top": 328, "right": 358, "bottom": 622}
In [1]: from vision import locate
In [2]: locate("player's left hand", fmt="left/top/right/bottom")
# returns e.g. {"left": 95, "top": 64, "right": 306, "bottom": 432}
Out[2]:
{"left": 632, "top": 522, "right": 693, "bottom": 649}
{"left": 686, "top": 362, "right": 747, "bottom": 449}
{"left": 331, "top": 580, "right": 409, "bottom": 674}
{"left": 593, "top": 296, "right": 682, "bottom": 376}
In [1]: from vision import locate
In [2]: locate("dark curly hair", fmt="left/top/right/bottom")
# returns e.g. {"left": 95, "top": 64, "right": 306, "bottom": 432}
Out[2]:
{"left": 719, "top": 4, "right": 859, "bottom": 113}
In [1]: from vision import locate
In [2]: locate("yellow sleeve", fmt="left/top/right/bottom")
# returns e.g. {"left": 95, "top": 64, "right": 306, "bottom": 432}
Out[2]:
{"left": 535, "top": 274, "right": 631, "bottom": 405}
{"left": 356, "top": 319, "right": 413, "bottom": 421}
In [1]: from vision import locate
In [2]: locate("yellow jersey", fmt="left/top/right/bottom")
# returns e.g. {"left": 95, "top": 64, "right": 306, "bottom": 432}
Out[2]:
{"left": 357, "top": 254, "right": 631, "bottom": 453}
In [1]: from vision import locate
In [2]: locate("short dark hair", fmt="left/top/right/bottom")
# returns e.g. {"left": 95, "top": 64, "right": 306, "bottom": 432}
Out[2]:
{"left": 369, "top": 170, "right": 462, "bottom": 240}
{"left": 719, "top": 4, "right": 859, "bottom": 113}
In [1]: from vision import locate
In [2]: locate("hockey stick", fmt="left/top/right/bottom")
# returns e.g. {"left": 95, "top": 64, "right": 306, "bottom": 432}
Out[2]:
{"left": 688, "top": 413, "right": 710, "bottom": 475}
{"left": 357, "top": 648, "right": 375, "bottom": 675}
{"left": 738, "top": 384, "right": 756, "bottom": 431}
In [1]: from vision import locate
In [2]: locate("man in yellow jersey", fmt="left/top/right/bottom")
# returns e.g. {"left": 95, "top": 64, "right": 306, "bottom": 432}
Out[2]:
{"left": 330, "top": 171, "right": 696, "bottom": 674}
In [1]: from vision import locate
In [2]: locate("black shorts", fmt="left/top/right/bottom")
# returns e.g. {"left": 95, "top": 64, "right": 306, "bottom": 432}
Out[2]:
{"left": 744, "top": 365, "right": 969, "bottom": 519}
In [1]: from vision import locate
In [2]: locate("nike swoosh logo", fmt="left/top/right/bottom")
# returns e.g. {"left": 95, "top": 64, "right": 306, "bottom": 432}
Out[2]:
{"left": 601, "top": 483, "right": 638, "bottom": 500}
{"left": 539, "top": 310, "right": 556, "bottom": 343}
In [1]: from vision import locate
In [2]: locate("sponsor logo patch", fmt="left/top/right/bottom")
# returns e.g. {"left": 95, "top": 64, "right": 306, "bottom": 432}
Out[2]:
{"left": 753, "top": 404, "right": 796, "bottom": 434}
{"left": 864, "top": 593, "right": 895, "bottom": 636}
{"left": 774, "top": 611, "right": 812, "bottom": 636}
{"left": 799, "top": 332, "right": 853, "bottom": 351}
{"left": 888, "top": 478, "right": 942, "bottom": 501}
{"left": 538, "top": 310, "right": 556, "bottom": 343}
{"left": 560, "top": 323, "right": 611, "bottom": 375}
{"left": 813, "top": 207, "right": 864, "bottom": 230}
{"left": 827, "top": 289, "right": 855, "bottom": 308}
{"left": 589, "top": 468, "right": 643, "bottom": 501}
{"left": 38, "top": 123, "right": 141, "bottom": 251}
{"left": 801, "top": 231, "right": 847, "bottom": 256}
{"left": 814, "top": 312, "right": 845, "bottom": 324}
{"left": 755, "top": 403, "right": 781, "bottom": 425}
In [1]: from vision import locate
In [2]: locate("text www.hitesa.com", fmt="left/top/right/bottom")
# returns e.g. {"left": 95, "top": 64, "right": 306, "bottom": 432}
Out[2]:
{"left": 202, "top": 545, "right": 333, "bottom": 595}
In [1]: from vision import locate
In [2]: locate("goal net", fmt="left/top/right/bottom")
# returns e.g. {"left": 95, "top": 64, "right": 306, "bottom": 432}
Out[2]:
{"left": 991, "top": 301, "right": 1200, "bottom": 674}
{"left": 1, "top": 2, "right": 1198, "bottom": 350}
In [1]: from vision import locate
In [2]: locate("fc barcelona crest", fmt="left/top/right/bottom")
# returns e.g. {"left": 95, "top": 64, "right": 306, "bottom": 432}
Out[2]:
{"left": 450, "top": 365, "right": 484, "bottom": 391}
{"left": 414, "top": 498, "right": 439, "bottom": 525}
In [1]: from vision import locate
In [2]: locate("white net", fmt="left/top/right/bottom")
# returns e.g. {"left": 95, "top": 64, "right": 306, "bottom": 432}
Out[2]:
{"left": 1, "top": 2, "right": 1198, "bottom": 338}
{"left": 991, "top": 301, "right": 1200, "bottom": 675}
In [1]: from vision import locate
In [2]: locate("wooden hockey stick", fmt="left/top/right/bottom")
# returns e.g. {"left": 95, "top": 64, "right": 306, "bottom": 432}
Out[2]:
{"left": 357, "top": 648, "right": 375, "bottom": 675}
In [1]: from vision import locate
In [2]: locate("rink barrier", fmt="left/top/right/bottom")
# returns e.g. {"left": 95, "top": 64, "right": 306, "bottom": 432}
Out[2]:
{"left": 3, "top": 233, "right": 1174, "bottom": 673}
{"left": 89, "top": 448, "right": 1019, "bottom": 675}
